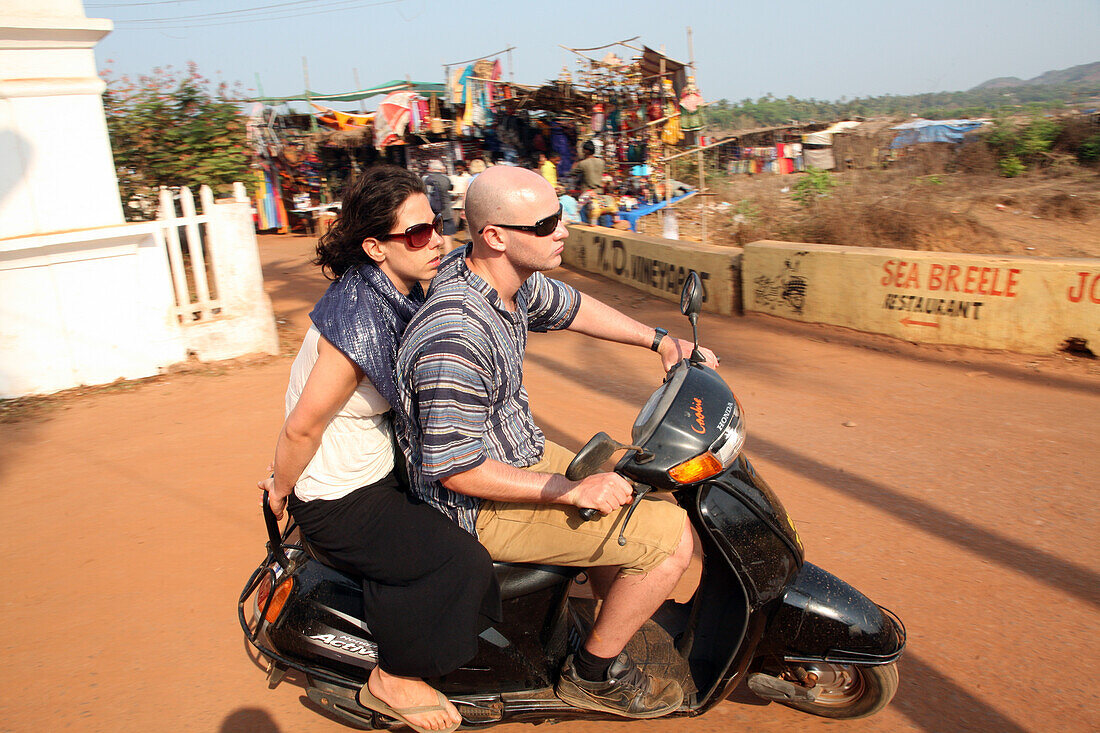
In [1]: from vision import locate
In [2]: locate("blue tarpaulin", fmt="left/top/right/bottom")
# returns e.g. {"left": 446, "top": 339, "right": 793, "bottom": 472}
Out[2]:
{"left": 890, "top": 119, "right": 988, "bottom": 148}
{"left": 618, "top": 190, "right": 696, "bottom": 232}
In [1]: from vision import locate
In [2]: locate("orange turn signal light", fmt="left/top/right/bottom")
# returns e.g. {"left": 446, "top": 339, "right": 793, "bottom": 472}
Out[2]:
{"left": 668, "top": 451, "right": 723, "bottom": 483}
{"left": 265, "top": 577, "right": 295, "bottom": 624}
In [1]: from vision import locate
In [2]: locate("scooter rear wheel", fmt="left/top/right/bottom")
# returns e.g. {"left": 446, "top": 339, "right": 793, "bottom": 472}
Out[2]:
{"left": 779, "top": 662, "right": 898, "bottom": 720}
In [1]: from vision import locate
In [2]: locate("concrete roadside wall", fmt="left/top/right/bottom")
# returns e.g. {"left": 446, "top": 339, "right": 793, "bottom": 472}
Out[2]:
{"left": 742, "top": 240, "right": 1100, "bottom": 355}
{"left": 563, "top": 225, "right": 742, "bottom": 315}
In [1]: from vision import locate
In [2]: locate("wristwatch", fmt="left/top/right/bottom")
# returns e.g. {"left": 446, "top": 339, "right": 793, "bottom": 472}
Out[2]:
{"left": 650, "top": 327, "right": 668, "bottom": 352}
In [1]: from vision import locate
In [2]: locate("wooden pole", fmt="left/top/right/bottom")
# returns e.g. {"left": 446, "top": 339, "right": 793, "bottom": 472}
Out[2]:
{"left": 698, "top": 146, "right": 706, "bottom": 245}
{"left": 303, "top": 56, "right": 317, "bottom": 132}
{"left": 660, "top": 55, "right": 667, "bottom": 206}
{"left": 686, "top": 26, "right": 704, "bottom": 244}
{"left": 352, "top": 67, "right": 365, "bottom": 113}
{"left": 658, "top": 54, "right": 667, "bottom": 230}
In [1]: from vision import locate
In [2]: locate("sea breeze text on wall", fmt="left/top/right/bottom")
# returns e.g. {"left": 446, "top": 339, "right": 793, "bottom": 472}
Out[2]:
{"left": 880, "top": 259, "right": 1021, "bottom": 298}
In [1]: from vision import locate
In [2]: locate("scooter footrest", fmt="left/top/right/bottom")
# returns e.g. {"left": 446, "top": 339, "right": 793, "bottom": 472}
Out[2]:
{"left": 305, "top": 687, "right": 375, "bottom": 728}
{"left": 454, "top": 698, "right": 504, "bottom": 723}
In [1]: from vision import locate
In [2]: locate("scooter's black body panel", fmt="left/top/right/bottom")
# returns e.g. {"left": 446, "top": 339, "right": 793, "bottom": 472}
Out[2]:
{"left": 671, "top": 454, "right": 802, "bottom": 712}
{"left": 758, "top": 562, "right": 905, "bottom": 665}
{"left": 436, "top": 564, "right": 576, "bottom": 694}
{"left": 676, "top": 514, "right": 753, "bottom": 710}
{"left": 697, "top": 462, "right": 802, "bottom": 608}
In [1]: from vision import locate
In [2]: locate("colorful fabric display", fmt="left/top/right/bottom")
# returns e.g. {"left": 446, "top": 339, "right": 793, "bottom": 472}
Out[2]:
{"left": 591, "top": 102, "right": 605, "bottom": 134}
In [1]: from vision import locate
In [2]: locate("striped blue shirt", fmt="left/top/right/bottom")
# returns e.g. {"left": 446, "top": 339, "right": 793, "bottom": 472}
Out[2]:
{"left": 396, "top": 248, "right": 581, "bottom": 534}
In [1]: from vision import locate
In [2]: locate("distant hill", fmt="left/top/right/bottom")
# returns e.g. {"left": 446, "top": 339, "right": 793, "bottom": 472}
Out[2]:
{"left": 710, "top": 61, "right": 1100, "bottom": 129}
{"left": 972, "top": 61, "right": 1100, "bottom": 90}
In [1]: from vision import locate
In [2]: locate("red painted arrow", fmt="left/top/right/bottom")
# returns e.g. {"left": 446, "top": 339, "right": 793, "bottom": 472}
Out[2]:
{"left": 901, "top": 317, "right": 940, "bottom": 328}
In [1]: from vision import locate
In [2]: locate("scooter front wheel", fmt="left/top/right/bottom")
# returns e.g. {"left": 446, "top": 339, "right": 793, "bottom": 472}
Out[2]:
{"left": 779, "top": 662, "right": 898, "bottom": 720}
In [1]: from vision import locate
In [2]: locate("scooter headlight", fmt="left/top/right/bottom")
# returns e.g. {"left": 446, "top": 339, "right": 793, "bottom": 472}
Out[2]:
{"left": 668, "top": 401, "right": 747, "bottom": 484}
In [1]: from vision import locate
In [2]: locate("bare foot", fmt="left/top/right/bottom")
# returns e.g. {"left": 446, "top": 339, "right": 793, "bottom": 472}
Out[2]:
{"left": 368, "top": 667, "right": 461, "bottom": 731}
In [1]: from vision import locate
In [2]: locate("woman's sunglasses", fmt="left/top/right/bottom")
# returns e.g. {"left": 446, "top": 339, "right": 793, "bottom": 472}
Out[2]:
{"left": 378, "top": 213, "right": 444, "bottom": 249}
{"left": 479, "top": 205, "right": 563, "bottom": 237}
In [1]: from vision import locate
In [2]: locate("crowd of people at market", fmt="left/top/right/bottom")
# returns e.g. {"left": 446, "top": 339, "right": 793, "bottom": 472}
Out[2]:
{"left": 425, "top": 138, "right": 668, "bottom": 251}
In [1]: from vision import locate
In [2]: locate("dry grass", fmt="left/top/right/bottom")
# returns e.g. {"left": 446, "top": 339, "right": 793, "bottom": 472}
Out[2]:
{"left": 954, "top": 141, "right": 999, "bottom": 176}
{"left": 798, "top": 183, "right": 1005, "bottom": 252}
{"left": 1034, "top": 191, "right": 1096, "bottom": 221}
{"left": 635, "top": 163, "right": 1099, "bottom": 257}
{"left": 696, "top": 170, "right": 1005, "bottom": 252}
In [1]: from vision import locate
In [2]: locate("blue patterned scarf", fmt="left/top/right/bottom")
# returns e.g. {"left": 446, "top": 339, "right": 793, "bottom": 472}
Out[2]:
{"left": 309, "top": 263, "right": 424, "bottom": 423}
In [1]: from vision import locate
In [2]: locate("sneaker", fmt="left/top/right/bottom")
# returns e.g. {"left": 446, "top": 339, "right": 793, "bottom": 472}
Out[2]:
{"left": 555, "top": 652, "right": 683, "bottom": 719}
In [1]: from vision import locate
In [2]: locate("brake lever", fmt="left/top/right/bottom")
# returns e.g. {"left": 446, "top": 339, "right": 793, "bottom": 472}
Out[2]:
{"left": 578, "top": 481, "right": 653, "bottom": 549}
{"left": 616, "top": 485, "right": 652, "bottom": 546}
{"left": 578, "top": 479, "right": 639, "bottom": 523}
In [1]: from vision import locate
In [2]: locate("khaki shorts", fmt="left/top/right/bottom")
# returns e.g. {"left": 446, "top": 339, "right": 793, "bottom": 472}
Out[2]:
{"left": 475, "top": 441, "right": 687, "bottom": 575}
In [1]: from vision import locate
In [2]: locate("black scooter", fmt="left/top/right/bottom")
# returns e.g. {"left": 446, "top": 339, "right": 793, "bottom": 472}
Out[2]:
{"left": 239, "top": 272, "right": 905, "bottom": 728}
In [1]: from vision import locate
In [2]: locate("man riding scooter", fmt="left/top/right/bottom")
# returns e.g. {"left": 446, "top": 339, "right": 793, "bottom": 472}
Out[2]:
{"left": 396, "top": 166, "right": 719, "bottom": 719}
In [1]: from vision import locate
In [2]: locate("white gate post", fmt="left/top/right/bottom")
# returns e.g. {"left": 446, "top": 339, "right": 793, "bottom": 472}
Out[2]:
{"left": 193, "top": 187, "right": 278, "bottom": 358}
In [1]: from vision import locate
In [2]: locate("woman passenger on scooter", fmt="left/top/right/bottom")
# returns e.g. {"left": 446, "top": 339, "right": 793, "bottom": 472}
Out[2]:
{"left": 260, "top": 165, "right": 498, "bottom": 733}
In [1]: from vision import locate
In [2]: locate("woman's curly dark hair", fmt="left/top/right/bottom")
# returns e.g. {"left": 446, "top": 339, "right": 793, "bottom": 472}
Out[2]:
{"left": 313, "top": 165, "right": 426, "bottom": 279}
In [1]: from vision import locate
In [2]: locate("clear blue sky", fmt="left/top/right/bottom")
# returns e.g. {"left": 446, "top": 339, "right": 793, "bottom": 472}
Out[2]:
{"left": 91, "top": 0, "right": 1100, "bottom": 109}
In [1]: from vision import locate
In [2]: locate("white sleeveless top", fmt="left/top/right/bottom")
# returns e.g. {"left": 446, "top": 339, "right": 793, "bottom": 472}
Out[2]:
{"left": 285, "top": 326, "right": 396, "bottom": 502}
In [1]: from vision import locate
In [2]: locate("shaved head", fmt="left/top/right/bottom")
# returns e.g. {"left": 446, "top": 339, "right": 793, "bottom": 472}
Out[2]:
{"left": 465, "top": 166, "right": 556, "bottom": 241}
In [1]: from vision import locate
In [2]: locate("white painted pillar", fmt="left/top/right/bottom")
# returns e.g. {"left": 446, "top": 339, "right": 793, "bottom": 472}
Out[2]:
{"left": 0, "top": 1, "right": 124, "bottom": 239}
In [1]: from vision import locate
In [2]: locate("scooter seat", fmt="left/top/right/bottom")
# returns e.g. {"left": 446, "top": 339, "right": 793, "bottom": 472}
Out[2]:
{"left": 494, "top": 561, "right": 579, "bottom": 600}
{"left": 300, "top": 533, "right": 577, "bottom": 601}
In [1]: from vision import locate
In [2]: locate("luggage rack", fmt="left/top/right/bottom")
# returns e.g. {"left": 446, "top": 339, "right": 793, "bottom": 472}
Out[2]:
{"left": 237, "top": 494, "right": 365, "bottom": 689}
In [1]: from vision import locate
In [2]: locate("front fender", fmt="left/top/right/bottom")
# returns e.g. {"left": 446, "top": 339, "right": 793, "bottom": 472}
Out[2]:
{"left": 761, "top": 563, "right": 905, "bottom": 665}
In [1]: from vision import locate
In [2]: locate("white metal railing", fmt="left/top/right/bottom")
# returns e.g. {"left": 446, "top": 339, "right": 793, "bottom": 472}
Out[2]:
{"left": 157, "top": 185, "right": 221, "bottom": 322}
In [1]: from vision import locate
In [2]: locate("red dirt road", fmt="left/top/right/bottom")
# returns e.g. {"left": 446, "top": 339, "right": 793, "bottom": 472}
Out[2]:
{"left": 1, "top": 234, "right": 1097, "bottom": 732}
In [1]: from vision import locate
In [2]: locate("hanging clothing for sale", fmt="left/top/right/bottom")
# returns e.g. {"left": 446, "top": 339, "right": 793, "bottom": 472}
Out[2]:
{"left": 679, "top": 76, "right": 705, "bottom": 132}
{"left": 428, "top": 95, "right": 444, "bottom": 134}
{"left": 550, "top": 122, "right": 574, "bottom": 173}
{"left": 661, "top": 107, "right": 683, "bottom": 145}
{"left": 607, "top": 106, "right": 621, "bottom": 133}
{"left": 591, "top": 102, "right": 605, "bottom": 134}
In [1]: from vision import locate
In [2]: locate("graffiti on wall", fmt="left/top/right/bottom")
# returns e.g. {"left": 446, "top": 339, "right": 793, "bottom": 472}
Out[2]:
{"left": 589, "top": 234, "right": 712, "bottom": 302}
{"left": 753, "top": 253, "right": 809, "bottom": 314}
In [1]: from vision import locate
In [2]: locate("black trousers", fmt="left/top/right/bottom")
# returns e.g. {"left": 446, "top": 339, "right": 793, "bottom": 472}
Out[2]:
{"left": 289, "top": 472, "right": 500, "bottom": 678}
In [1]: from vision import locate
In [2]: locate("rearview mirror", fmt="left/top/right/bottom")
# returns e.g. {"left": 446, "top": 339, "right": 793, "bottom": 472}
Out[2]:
{"left": 680, "top": 271, "right": 702, "bottom": 317}
{"left": 566, "top": 432, "right": 621, "bottom": 480}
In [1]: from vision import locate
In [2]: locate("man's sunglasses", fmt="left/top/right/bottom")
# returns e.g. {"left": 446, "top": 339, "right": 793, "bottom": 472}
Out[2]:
{"left": 378, "top": 213, "right": 444, "bottom": 249}
{"left": 479, "top": 205, "right": 563, "bottom": 237}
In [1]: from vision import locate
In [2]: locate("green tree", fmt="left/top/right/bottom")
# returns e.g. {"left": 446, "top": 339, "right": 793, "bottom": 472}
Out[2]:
{"left": 792, "top": 167, "right": 837, "bottom": 205}
{"left": 706, "top": 81, "right": 1099, "bottom": 130}
{"left": 985, "top": 116, "right": 1064, "bottom": 175}
{"left": 101, "top": 62, "right": 251, "bottom": 220}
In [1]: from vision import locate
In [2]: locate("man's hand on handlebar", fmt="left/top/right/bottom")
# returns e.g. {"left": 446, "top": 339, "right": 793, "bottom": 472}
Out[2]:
{"left": 568, "top": 472, "right": 633, "bottom": 516}
{"left": 657, "top": 336, "right": 720, "bottom": 371}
